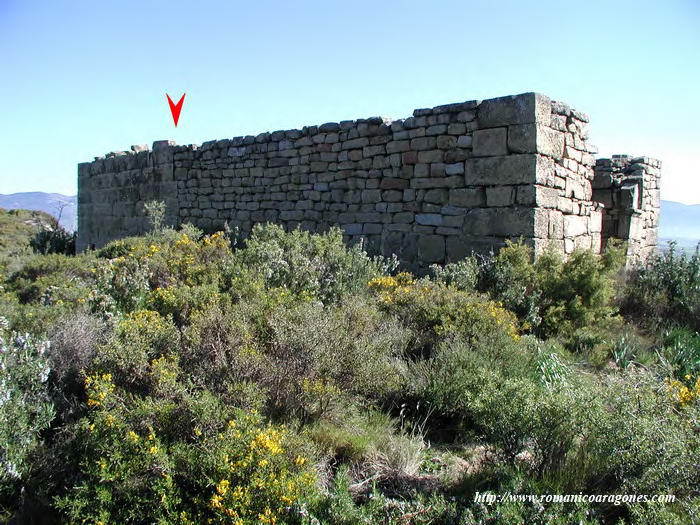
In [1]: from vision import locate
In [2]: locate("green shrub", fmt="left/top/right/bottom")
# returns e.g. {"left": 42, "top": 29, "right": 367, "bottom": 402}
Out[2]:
{"left": 477, "top": 240, "right": 542, "bottom": 330}
{"left": 89, "top": 256, "right": 150, "bottom": 316}
{"left": 408, "top": 338, "right": 584, "bottom": 473}
{"left": 30, "top": 222, "right": 75, "bottom": 255}
{"left": 0, "top": 208, "right": 62, "bottom": 269}
{"left": 91, "top": 230, "right": 233, "bottom": 318}
{"left": 623, "top": 242, "right": 700, "bottom": 331}
{"left": 95, "top": 237, "right": 146, "bottom": 259}
{"left": 307, "top": 409, "right": 426, "bottom": 479}
{"left": 535, "top": 247, "right": 623, "bottom": 338}
{"left": 45, "top": 311, "right": 108, "bottom": 418}
{"left": 147, "top": 230, "right": 232, "bottom": 288}
{"left": 657, "top": 327, "right": 700, "bottom": 380}
{"left": 147, "top": 283, "right": 223, "bottom": 326}
{"left": 180, "top": 299, "right": 269, "bottom": 410}
{"left": 581, "top": 371, "right": 700, "bottom": 497}
{"left": 430, "top": 257, "right": 478, "bottom": 291}
{"left": 309, "top": 467, "right": 461, "bottom": 524}
{"left": 143, "top": 199, "right": 167, "bottom": 233}
{"left": 0, "top": 323, "right": 54, "bottom": 510}
{"left": 6, "top": 253, "right": 92, "bottom": 305}
{"left": 410, "top": 337, "right": 700, "bottom": 521}
{"left": 475, "top": 240, "right": 625, "bottom": 338}
{"left": 261, "top": 297, "right": 407, "bottom": 422}
{"left": 565, "top": 320, "right": 654, "bottom": 369}
{"left": 233, "top": 223, "right": 397, "bottom": 304}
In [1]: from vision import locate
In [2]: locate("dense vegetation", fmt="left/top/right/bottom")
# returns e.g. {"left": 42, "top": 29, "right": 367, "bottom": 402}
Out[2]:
{"left": 0, "top": 208, "right": 75, "bottom": 276}
{"left": 1, "top": 207, "right": 699, "bottom": 524}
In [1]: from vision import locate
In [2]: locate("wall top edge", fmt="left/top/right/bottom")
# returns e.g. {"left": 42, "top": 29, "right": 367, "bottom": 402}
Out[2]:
{"left": 80, "top": 92, "right": 594, "bottom": 166}
{"left": 596, "top": 156, "right": 662, "bottom": 168}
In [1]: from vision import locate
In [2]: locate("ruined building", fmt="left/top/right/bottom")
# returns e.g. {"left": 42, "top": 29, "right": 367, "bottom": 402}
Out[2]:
{"left": 77, "top": 92, "right": 660, "bottom": 271}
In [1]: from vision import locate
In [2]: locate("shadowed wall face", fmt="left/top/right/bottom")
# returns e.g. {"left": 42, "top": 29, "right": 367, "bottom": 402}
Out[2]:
{"left": 77, "top": 92, "right": 659, "bottom": 271}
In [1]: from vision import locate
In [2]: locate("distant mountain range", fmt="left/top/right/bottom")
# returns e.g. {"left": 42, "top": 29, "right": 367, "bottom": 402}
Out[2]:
{"left": 0, "top": 192, "right": 698, "bottom": 246}
{"left": 658, "top": 200, "right": 700, "bottom": 249}
{"left": 0, "top": 192, "right": 76, "bottom": 231}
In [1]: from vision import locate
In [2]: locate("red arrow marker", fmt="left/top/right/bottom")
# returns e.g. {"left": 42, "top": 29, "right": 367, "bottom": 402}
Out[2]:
{"left": 166, "top": 93, "right": 186, "bottom": 127}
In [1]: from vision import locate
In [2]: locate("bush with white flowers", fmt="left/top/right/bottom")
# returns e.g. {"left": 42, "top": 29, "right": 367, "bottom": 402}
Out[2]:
{"left": 0, "top": 318, "right": 54, "bottom": 486}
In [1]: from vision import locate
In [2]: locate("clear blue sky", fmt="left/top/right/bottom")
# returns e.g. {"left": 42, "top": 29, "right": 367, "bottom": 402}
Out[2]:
{"left": 1, "top": 0, "right": 698, "bottom": 203}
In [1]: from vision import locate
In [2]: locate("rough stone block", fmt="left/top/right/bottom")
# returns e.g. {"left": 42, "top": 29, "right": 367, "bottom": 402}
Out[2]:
{"left": 386, "top": 140, "right": 410, "bottom": 153}
{"left": 508, "top": 124, "right": 565, "bottom": 158}
{"left": 516, "top": 185, "right": 560, "bottom": 208}
{"left": 410, "top": 137, "right": 436, "bottom": 150}
{"left": 456, "top": 135, "right": 473, "bottom": 148}
{"left": 449, "top": 188, "right": 484, "bottom": 207}
{"left": 416, "top": 213, "right": 443, "bottom": 226}
{"left": 418, "top": 235, "right": 445, "bottom": 263}
{"left": 436, "top": 135, "right": 457, "bottom": 149}
{"left": 472, "top": 128, "right": 508, "bottom": 157}
{"left": 446, "top": 235, "right": 473, "bottom": 262}
{"left": 478, "top": 93, "right": 551, "bottom": 128}
{"left": 465, "top": 154, "right": 538, "bottom": 185}
{"left": 343, "top": 223, "right": 363, "bottom": 235}
{"left": 361, "top": 189, "right": 382, "bottom": 203}
{"left": 564, "top": 215, "right": 589, "bottom": 238}
{"left": 463, "top": 208, "right": 534, "bottom": 237}
{"left": 424, "top": 189, "right": 448, "bottom": 204}
{"left": 445, "top": 163, "right": 464, "bottom": 175}
{"left": 380, "top": 178, "right": 408, "bottom": 190}
{"left": 486, "top": 186, "right": 515, "bottom": 207}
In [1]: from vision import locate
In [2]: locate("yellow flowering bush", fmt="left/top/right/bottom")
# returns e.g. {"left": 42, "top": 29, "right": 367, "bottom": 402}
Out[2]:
{"left": 161, "top": 231, "right": 231, "bottom": 287}
{"left": 189, "top": 418, "right": 315, "bottom": 524}
{"left": 84, "top": 373, "right": 115, "bottom": 409}
{"left": 57, "top": 382, "right": 315, "bottom": 525}
{"left": 146, "top": 283, "right": 222, "bottom": 326}
{"left": 89, "top": 230, "right": 232, "bottom": 319}
{"left": 93, "top": 309, "right": 181, "bottom": 390}
{"left": 667, "top": 375, "right": 700, "bottom": 407}
{"left": 367, "top": 272, "right": 415, "bottom": 302}
{"left": 369, "top": 278, "right": 519, "bottom": 349}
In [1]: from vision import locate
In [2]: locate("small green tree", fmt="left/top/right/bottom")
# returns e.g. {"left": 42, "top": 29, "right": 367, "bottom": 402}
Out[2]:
{"left": 143, "top": 200, "right": 166, "bottom": 233}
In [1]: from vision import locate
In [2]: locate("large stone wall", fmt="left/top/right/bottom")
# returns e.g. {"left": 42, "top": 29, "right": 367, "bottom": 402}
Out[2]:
{"left": 77, "top": 92, "right": 659, "bottom": 271}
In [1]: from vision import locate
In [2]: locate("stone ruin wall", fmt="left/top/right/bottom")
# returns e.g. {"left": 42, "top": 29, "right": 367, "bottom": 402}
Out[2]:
{"left": 593, "top": 155, "right": 661, "bottom": 263}
{"left": 77, "top": 92, "right": 660, "bottom": 272}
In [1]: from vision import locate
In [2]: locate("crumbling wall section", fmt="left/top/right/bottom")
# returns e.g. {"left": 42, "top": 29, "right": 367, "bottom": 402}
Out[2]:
{"left": 593, "top": 155, "right": 661, "bottom": 263}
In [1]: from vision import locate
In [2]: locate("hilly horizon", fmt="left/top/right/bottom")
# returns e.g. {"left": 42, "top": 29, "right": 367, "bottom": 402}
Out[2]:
{"left": 0, "top": 191, "right": 698, "bottom": 247}
{"left": 0, "top": 192, "right": 76, "bottom": 231}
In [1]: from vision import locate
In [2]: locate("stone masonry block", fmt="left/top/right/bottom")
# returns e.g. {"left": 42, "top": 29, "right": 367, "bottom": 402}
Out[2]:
{"left": 564, "top": 215, "right": 589, "bottom": 238}
{"left": 516, "top": 185, "right": 560, "bottom": 208}
{"left": 472, "top": 128, "right": 508, "bottom": 157}
{"left": 418, "top": 235, "right": 445, "bottom": 263}
{"left": 465, "top": 154, "right": 538, "bottom": 185}
{"left": 449, "top": 188, "right": 485, "bottom": 207}
{"left": 416, "top": 213, "right": 443, "bottom": 226}
{"left": 508, "top": 123, "right": 565, "bottom": 158}
{"left": 463, "top": 207, "right": 535, "bottom": 237}
{"left": 486, "top": 186, "right": 515, "bottom": 207}
{"left": 478, "top": 93, "right": 551, "bottom": 129}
